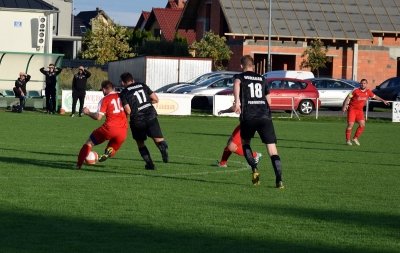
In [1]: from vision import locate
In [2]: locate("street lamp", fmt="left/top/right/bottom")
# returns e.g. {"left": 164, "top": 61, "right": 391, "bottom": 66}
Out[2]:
{"left": 267, "top": 0, "right": 272, "bottom": 72}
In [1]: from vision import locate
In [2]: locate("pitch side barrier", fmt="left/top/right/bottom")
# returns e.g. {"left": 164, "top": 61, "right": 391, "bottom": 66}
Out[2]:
{"left": 213, "top": 95, "right": 320, "bottom": 120}
{"left": 365, "top": 99, "right": 398, "bottom": 121}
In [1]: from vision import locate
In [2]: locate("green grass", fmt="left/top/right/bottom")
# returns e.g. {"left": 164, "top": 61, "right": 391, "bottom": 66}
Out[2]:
{"left": 0, "top": 111, "right": 399, "bottom": 253}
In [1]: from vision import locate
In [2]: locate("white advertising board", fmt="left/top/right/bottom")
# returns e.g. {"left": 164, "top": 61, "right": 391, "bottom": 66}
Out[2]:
{"left": 213, "top": 95, "right": 239, "bottom": 117}
{"left": 393, "top": 102, "right": 400, "bottom": 123}
{"left": 61, "top": 90, "right": 194, "bottom": 116}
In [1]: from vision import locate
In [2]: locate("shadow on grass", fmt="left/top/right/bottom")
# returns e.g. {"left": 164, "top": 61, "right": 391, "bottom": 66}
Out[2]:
{"left": 0, "top": 206, "right": 391, "bottom": 253}
{"left": 226, "top": 202, "right": 400, "bottom": 241}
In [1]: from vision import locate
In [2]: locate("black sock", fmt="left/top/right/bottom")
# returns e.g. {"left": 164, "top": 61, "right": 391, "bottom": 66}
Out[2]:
{"left": 139, "top": 146, "right": 154, "bottom": 167}
{"left": 242, "top": 144, "right": 257, "bottom": 169}
{"left": 271, "top": 155, "right": 282, "bottom": 182}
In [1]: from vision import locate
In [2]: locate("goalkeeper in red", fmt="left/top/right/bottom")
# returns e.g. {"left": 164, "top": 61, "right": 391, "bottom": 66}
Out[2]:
{"left": 342, "top": 78, "right": 389, "bottom": 146}
{"left": 73, "top": 80, "right": 128, "bottom": 169}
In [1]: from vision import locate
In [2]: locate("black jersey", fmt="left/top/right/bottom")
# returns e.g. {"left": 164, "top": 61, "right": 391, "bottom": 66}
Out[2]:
{"left": 120, "top": 82, "right": 158, "bottom": 121}
{"left": 233, "top": 71, "right": 271, "bottom": 121}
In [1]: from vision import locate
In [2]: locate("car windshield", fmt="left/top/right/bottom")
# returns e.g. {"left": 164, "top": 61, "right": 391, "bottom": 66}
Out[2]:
{"left": 196, "top": 76, "right": 231, "bottom": 87}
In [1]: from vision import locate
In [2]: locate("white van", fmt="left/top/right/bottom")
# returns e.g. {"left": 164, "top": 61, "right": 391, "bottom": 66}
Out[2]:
{"left": 263, "top": 70, "right": 314, "bottom": 79}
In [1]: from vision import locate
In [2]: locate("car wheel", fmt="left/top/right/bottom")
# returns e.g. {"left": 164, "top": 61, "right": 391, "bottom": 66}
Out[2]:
{"left": 298, "top": 100, "right": 314, "bottom": 115}
{"left": 191, "top": 96, "right": 208, "bottom": 109}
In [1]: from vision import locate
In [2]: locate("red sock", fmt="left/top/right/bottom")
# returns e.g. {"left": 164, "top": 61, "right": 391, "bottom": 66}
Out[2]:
{"left": 77, "top": 144, "right": 91, "bottom": 167}
{"left": 346, "top": 128, "right": 352, "bottom": 141}
{"left": 220, "top": 147, "right": 231, "bottom": 165}
{"left": 354, "top": 126, "right": 364, "bottom": 139}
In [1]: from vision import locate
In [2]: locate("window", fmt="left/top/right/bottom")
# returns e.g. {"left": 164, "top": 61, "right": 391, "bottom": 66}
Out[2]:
{"left": 154, "top": 29, "right": 161, "bottom": 38}
{"left": 80, "top": 26, "right": 87, "bottom": 33}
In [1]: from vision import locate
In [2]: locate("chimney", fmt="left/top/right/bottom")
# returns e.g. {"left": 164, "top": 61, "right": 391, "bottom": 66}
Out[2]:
{"left": 96, "top": 7, "right": 101, "bottom": 12}
{"left": 175, "top": 0, "right": 184, "bottom": 8}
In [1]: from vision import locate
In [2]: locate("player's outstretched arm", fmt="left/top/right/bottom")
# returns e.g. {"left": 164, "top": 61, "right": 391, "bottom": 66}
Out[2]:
{"left": 373, "top": 95, "right": 390, "bottom": 106}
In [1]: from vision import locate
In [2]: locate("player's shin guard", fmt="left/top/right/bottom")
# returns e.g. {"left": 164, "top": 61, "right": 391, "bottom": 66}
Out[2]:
{"left": 243, "top": 144, "right": 257, "bottom": 169}
{"left": 346, "top": 128, "right": 352, "bottom": 141}
{"left": 158, "top": 141, "right": 169, "bottom": 163}
{"left": 77, "top": 144, "right": 91, "bottom": 167}
{"left": 271, "top": 155, "right": 282, "bottom": 183}
{"left": 354, "top": 126, "right": 364, "bottom": 139}
{"left": 139, "top": 146, "right": 155, "bottom": 168}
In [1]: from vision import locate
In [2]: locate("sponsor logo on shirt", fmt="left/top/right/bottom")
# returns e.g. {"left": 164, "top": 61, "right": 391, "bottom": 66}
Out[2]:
{"left": 244, "top": 76, "right": 263, "bottom": 81}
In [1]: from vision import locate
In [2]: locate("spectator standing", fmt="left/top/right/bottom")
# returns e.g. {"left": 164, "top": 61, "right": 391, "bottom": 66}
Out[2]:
{"left": 40, "top": 64, "right": 62, "bottom": 114}
{"left": 71, "top": 66, "right": 91, "bottom": 117}
{"left": 233, "top": 55, "right": 284, "bottom": 188}
{"left": 119, "top": 72, "right": 169, "bottom": 170}
{"left": 13, "top": 72, "right": 31, "bottom": 112}
{"left": 341, "top": 78, "right": 389, "bottom": 146}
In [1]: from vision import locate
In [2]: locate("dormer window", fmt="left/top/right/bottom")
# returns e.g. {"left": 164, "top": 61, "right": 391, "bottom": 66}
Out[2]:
{"left": 80, "top": 26, "right": 87, "bottom": 33}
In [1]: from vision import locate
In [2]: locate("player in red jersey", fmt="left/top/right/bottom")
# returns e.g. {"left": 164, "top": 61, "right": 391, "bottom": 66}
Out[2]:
{"left": 73, "top": 80, "right": 128, "bottom": 169}
{"left": 214, "top": 105, "right": 261, "bottom": 167}
{"left": 342, "top": 78, "right": 389, "bottom": 146}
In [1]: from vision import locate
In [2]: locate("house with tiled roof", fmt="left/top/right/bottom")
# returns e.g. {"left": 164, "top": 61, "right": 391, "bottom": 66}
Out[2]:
{"left": 178, "top": 0, "right": 400, "bottom": 86}
{"left": 135, "top": 11, "right": 151, "bottom": 31}
{"left": 77, "top": 7, "right": 113, "bottom": 31}
{"left": 136, "top": 0, "right": 196, "bottom": 44}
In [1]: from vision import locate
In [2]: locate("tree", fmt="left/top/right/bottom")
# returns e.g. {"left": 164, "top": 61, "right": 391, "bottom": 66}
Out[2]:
{"left": 299, "top": 39, "right": 331, "bottom": 77}
{"left": 192, "top": 30, "right": 232, "bottom": 70}
{"left": 82, "top": 16, "right": 134, "bottom": 65}
{"left": 130, "top": 29, "right": 152, "bottom": 53}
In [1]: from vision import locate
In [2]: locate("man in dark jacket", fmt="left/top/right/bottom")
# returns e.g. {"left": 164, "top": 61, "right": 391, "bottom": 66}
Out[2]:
{"left": 13, "top": 72, "right": 31, "bottom": 113}
{"left": 40, "top": 63, "right": 62, "bottom": 114}
{"left": 71, "top": 66, "right": 91, "bottom": 117}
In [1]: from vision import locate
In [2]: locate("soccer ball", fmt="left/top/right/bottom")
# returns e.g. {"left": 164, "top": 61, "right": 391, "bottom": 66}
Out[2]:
{"left": 85, "top": 151, "right": 98, "bottom": 165}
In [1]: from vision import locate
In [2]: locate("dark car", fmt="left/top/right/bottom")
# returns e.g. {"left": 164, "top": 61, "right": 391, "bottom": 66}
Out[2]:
{"left": 369, "top": 77, "right": 400, "bottom": 110}
{"left": 307, "top": 78, "right": 359, "bottom": 110}
{"left": 216, "top": 77, "right": 321, "bottom": 115}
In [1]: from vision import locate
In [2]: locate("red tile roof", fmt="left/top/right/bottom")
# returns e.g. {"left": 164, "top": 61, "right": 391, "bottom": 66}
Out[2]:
{"left": 135, "top": 11, "right": 151, "bottom": 30}
{"left": 166, "top": 0, "right": 186, "bottom": 9}
{"left": 152, "top": 8, "right": 196, "bottom": 44}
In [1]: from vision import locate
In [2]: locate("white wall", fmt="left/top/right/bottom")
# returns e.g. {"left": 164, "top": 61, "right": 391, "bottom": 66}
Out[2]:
{"left": 0, "top": 10, "right": 53, "bottom": 53}
{"left": 44, "top": 0, "right": 72, "bottom": 36}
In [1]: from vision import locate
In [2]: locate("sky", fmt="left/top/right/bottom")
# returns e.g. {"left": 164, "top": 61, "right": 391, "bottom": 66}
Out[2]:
{"left": 73, "top": 0, "right": 169, "bottom": 27}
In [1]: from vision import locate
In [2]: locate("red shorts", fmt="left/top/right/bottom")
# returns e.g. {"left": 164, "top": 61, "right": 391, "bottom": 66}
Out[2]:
{"left": 347, "top": 109, "right": 365, "bottom": 122}
{"left": 91, "top": 125, "right": 127, "bottom": 151}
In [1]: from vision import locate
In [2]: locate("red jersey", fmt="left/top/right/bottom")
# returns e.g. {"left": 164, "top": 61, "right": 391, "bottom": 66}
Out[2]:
{"left": 97, "top": 92, "right": 128, "bottom": 130}
{"left": 348, "top": 88, "right": 375, "bottom": 111}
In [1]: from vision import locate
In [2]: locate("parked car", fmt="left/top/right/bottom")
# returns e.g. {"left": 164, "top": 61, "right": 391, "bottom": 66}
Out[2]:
{"left": 307, "top": 78, "right": 359, "bottom": 110}
{"left": 174, "top": 75, "right": 235, "bottom": 108}
{"left": 263, "top": 70, "right": 314, "bottom": 79}
{"left": 166, "top": 71, "right": 239, "bottom": 93}
{"left": 369, "top": 77, "right": 400, "bottom": 110}
{"left": 216, "top": 77, "right": 321, "bottom": 115}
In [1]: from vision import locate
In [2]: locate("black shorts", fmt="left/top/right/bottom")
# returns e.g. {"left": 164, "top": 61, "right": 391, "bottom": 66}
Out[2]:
{"left": 130, "top": 117, "right": 163, "bottom": 141}
{"left": 240, "top": 119, "right": 277, "bottom": 144}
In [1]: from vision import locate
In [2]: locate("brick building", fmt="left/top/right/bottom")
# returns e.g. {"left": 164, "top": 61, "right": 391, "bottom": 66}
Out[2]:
{"left": 178, "top": 0, "right": 400, "bottom": 88}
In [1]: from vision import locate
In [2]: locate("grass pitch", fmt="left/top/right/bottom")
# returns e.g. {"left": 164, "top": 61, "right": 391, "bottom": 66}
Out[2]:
{"left": 0, "top": 110, "right": 398, "bottom": 253}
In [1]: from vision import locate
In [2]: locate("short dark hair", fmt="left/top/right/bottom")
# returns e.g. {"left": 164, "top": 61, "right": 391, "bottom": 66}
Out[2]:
{"left": 120, "top": 72, "right": 134, "bottom": 83}
{"left": 49, "top": 63, "right": 54, "bottom": 67}
{"left": 360, "top": 78, "right": 368, "bottom": 83}
{"left": 101, "top": 80, "right": 114, "bottom": 89}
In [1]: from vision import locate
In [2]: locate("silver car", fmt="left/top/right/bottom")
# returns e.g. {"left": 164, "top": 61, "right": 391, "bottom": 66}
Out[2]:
{"left": 174, "top": 75, "right": 234, "bottom": 109}
{"left": 307, "top": 78, "right": 360, "bottom": 109}
{"left": 166, "top": 71, "right": 239, "bottom": 93}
